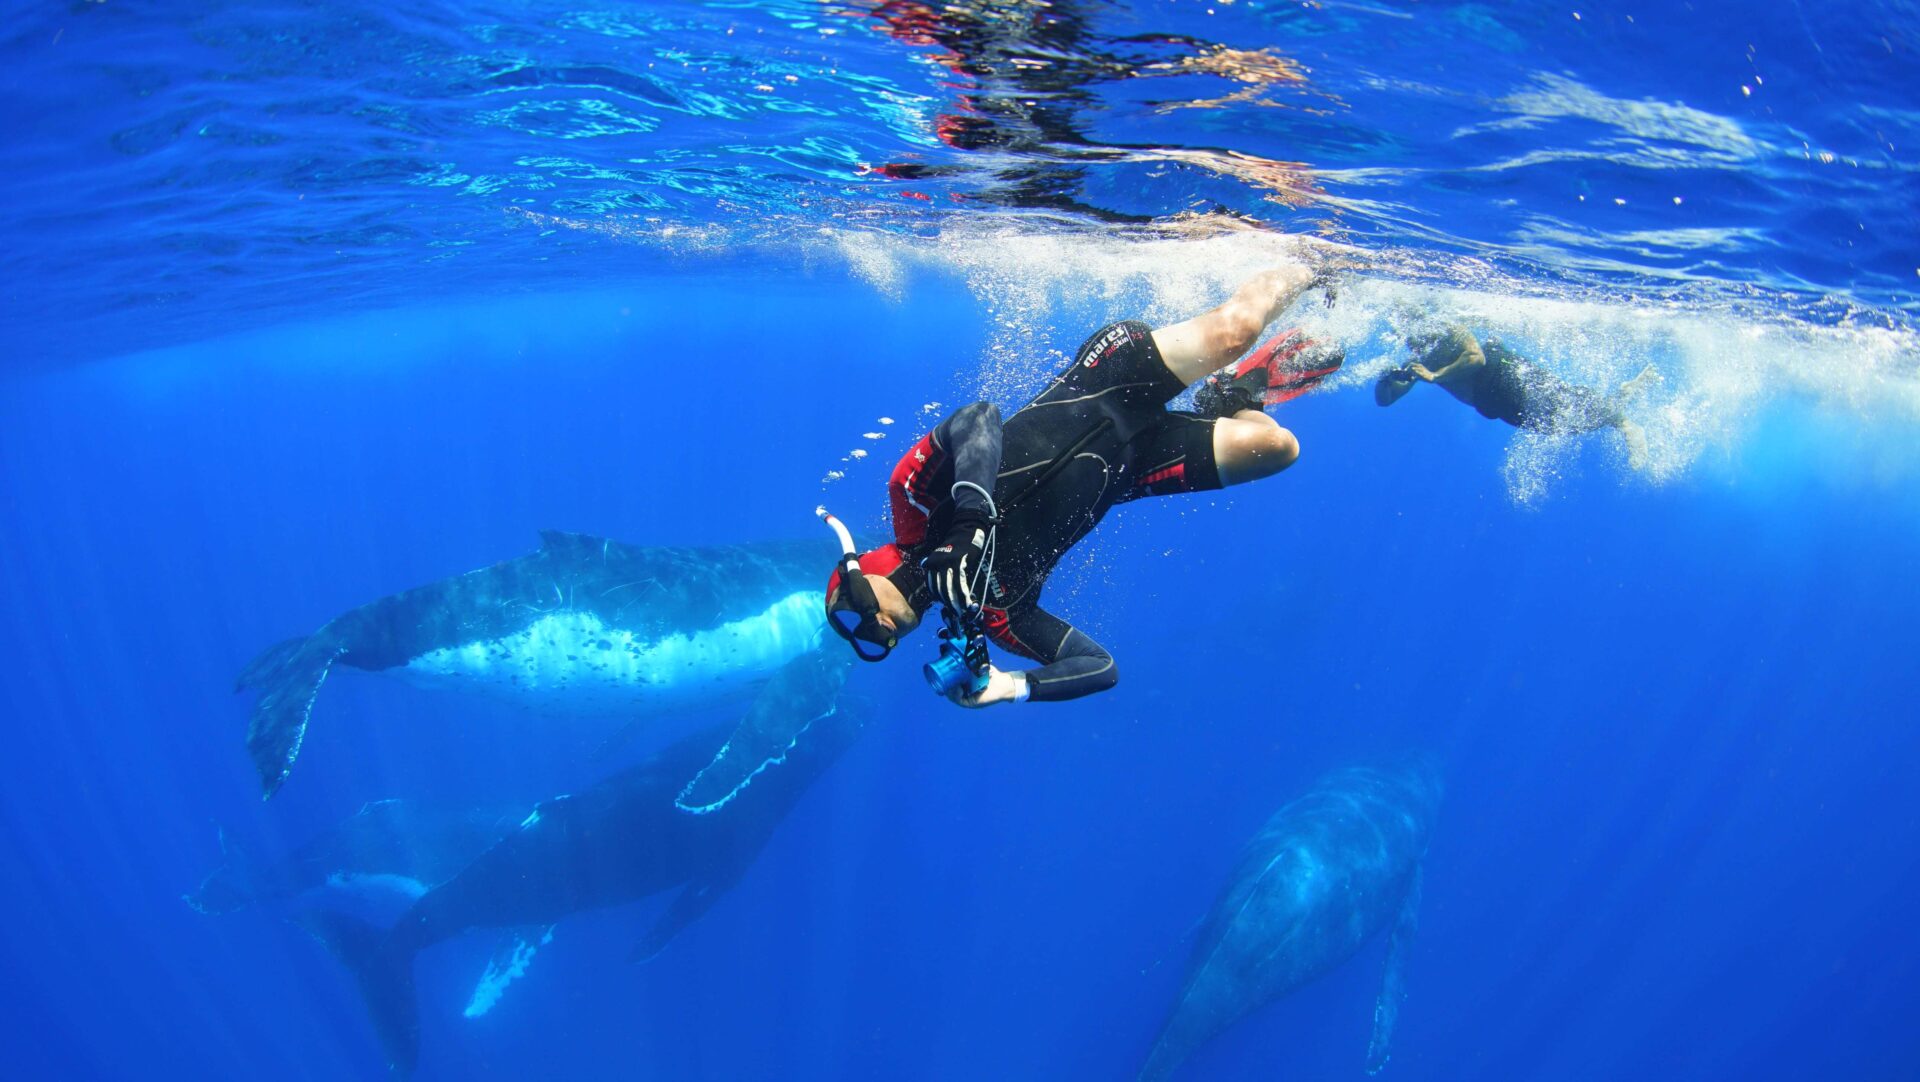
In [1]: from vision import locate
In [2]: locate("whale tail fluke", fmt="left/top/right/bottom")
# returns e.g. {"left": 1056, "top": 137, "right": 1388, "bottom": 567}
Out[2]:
{"left": 238, "top": 635, "right": 343, "bottom": 799}
{"left": 236, "top": 637, "right": 306, "bottom": 691}
{"left": 299, "top": 910, "right": 419, "bottom": 1077}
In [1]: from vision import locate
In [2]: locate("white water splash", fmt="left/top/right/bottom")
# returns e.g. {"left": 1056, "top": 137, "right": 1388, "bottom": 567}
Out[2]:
{"left": 823, "top": 221, "right": 1920, "bottom": 501}
{"left": 489, "top": 203, "right": 1917, "bottom": 500}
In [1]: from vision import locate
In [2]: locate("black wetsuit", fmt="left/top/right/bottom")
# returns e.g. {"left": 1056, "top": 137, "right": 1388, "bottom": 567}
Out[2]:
{"left": 884, "top": 321, "right": 1224, "bottom": 701}
{"left": 1472, "top": 340, "right": 1621, "bottom": 434}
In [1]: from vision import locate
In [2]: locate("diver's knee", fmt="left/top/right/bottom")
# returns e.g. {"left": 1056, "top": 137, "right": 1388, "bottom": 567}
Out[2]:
{"left": 1217, "top": 423, "right": 1298, "bottom": 486}
{"left": 1272, "top": 427, "right": 1300, "bottom": 467}
{"left": 1209, "top": 310, "right": 1266, "bottom": 360}
{"left": 1251, "top": 426, "right": 1300, "bottom": 475}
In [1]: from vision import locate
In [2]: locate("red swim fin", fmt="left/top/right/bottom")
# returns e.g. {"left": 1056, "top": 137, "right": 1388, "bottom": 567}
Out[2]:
{"left": 1250, "top": 327, "right": 1346, "bottom": 405}
{"left": 1195, "top": 328, "right": 1346, "bottom": 417}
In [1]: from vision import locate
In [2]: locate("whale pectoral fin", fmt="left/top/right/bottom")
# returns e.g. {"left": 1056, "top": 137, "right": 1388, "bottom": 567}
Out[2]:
{"left": 674, "top": 649, "right": 849, "bottom": 814}
{"left": 630, "top": 874, "right": 739, "bottom": 964}
{"left": 464, "top": 925, "right": 556, "bottom": 1019}
{"left": 241, "top": 636, "right": 345, "bottom": 799}
{"left": 673, "top": 715, "right": 811, "bottom": 815}
{"left": 1367, "top": 863, "right": 1424, "bottom": 1075}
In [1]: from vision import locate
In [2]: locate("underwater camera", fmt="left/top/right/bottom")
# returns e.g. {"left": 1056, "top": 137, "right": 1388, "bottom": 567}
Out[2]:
{"left": 924, "top": 617, "right": 991, "bottom": 698}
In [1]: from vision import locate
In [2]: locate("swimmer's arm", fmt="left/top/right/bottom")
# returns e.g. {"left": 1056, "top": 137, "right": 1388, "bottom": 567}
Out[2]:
{"left": 934, "top": 401, "right": 1004, "bottom": 519}
{"left": 1411, "top": 327, "right": 1485, "bottom": 382}
{"left": 955, "top": 606, "right": 1116, "bottom": 707}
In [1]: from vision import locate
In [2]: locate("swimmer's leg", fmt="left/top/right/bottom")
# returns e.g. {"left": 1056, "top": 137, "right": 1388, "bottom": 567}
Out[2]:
{"left": 1536, "top": 382, "right": 1651, "bottom": 471}
{"left": 1534, "top": 383, "right": 1619, "bottom": 435}
{"left": 1149, "top": 266, "right": 1316, "bottom": 385}
{"left": 1618, "top": 418, "right": 1650, "bottom": 471}
{"left": 1213, "top": 410, "right": 1299, "bottom": 486}
{"left": 1611, "top": 367, "right": 1658, "bottom": 468}
{"left": 1618, "top": 364, "right": 1661, "bottom": 402}
{"left": 1120, "top": 412, "right": 1296, "bottom": 502}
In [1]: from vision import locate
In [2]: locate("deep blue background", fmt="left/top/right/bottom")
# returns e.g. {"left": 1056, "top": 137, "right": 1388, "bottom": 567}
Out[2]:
{"left": 2, "top": 263, "right": 1917, "bottom": 1080}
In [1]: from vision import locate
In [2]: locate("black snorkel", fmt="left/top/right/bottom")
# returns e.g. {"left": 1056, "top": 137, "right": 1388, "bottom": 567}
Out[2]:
{"left": 818, "top": 506, "right": 896, "bottom": 662}
{"left": 818, "top": 502, "right": 995, "bottom": 697}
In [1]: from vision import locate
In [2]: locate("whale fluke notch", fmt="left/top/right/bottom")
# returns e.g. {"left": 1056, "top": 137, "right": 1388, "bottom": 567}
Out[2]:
{"left": 240, "top": 635, "right": 344, "bottom": 798}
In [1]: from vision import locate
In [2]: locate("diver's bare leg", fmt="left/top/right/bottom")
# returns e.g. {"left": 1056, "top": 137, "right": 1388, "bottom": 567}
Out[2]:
{"left": 1150, "top": 266, "right": 1316, "bottom": 385}
{"left": 1213, "top": 409, "right": 1300, "bottom": 486}
{"left": 1618, "top": 364, "right": 1661, "bottom": 402}
{"left": 1617, "top": 417, "right": 1651, "bottom": 471}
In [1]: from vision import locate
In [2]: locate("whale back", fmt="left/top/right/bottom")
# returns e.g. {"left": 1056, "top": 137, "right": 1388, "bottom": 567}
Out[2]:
{"left": 389, "top": 534, "right": 829, "bottom": 715}
{"left": 1141, "top": 759, "right": 1442, "bottom": 1080}
{"left": 334, "top": 533, "right": 825, "bottom": 669}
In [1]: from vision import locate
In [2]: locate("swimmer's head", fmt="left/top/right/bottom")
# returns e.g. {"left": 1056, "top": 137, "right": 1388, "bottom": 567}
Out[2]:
{"left": 824, "top": 544, "right": 924, "bottom": 660}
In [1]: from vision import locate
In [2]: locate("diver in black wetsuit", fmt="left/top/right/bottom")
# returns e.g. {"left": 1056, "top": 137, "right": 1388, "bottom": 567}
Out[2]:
{"left": 1374, "top": 326, "right": 1654, "bottom": 468}
{"left": 824, "top": 266, "right": 1346, "bottom": 707}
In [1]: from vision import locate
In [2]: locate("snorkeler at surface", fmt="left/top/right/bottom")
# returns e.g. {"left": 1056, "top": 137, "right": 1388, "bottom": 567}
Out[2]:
{"left": 1375, "top": 326, "right": 1655, "bottom": 469}
{"left": 823, "top": 264, "right": 1346, "bottom": 707}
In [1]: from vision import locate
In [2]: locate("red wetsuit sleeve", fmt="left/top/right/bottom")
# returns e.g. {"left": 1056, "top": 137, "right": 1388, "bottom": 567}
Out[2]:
{"left": 887, "top": 430, "right": 942, "bottom": 549}
{"left": 887, "top": 401, "right": 1004, "bottom": 548}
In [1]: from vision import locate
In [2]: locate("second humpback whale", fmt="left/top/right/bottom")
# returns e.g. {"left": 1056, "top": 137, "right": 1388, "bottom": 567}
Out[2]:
{"left": 1139, "top": 760, "right": 1443, "bottom": 1080}
{"left": 237, "top": 531, "right": 826, "bottom": 803}
{"left": 185, "top": 798, "right": 521, "bottom": 917}
{"left": 301, "top": 650, "right": 858, "bottom": 1075}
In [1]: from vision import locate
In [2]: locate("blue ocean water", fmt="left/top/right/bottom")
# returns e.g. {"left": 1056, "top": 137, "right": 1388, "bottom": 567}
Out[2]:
{"left": 2, "top": 2, "right": 1917, "bottom": 1080}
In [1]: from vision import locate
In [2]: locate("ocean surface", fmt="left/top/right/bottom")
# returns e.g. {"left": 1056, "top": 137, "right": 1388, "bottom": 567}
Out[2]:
{"left": 2, "top": 1, "right": 1917, "bottom": 1079}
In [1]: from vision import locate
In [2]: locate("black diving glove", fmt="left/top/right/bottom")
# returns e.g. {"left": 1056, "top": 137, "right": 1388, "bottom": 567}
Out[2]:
{"left": 921, "top": 513, "right": 991, "bottom": 614}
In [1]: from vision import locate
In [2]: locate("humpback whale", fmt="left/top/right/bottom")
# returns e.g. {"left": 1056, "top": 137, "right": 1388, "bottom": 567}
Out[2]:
{"left": 185, "top": 799, "right": 523, "bottom": 918}
{"left": 1139, "top": 760, "right": 1443, "bottom": 1081}
{"left": 237, "top": 531, "right": 826, "bottom": 802}
{"left": 302, "top": 650, "right": 858, "bottom": 1076}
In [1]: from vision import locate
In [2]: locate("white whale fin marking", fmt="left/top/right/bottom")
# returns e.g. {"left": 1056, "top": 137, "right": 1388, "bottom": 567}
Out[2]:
{"left": 674, "top": 705, "right": 833, "bottom": 815}
{"left": 464, "top": 925, "right": 556, "bottom": 1019}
